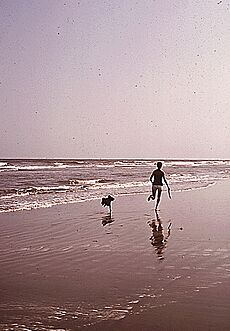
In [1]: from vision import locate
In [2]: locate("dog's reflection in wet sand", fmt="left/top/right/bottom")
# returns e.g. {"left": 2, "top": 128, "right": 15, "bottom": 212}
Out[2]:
{"left": 148, "top": 211, "right": 172, "bottom": 260}
{"left": 101, "top": 214, "right": 114, "bottom": 227}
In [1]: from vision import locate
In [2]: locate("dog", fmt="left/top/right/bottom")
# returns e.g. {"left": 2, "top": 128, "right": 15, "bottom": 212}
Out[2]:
{"left": 101, "top": 195, "right": 115, "bottom": 214}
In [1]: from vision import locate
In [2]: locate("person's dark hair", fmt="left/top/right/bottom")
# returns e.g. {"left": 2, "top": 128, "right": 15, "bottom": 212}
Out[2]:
{"left": 157, "top": 162, "right": 162, "bottom": 169}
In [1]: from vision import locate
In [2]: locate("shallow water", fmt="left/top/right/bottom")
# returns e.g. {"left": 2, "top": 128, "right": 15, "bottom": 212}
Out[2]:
{"left": 0, "top": 159, "right": 230, "bottom": 213}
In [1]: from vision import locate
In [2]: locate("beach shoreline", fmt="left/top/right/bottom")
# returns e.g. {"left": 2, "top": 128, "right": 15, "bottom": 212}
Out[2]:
{"left": 0, "top": 180, "right": 230, "bottom": 330}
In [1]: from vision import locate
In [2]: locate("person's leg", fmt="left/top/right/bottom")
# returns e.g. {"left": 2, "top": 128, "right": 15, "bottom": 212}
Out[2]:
{"left": 155, "top": 188, "right": 162, "bottom": 210}
{"left": 148, "top": 185, "right": 156, "bottom": 201}
{"left": 152, "top": 185, "right": 157, "bottom": 199}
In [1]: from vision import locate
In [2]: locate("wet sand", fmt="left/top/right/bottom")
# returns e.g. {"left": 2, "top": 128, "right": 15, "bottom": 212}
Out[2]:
{"left": 0, "top": 180, "right": 230, "bottom": 330}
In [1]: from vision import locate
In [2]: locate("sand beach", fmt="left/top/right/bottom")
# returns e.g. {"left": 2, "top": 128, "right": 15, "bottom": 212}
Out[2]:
{"left": 0, "top": 180, "right": 230, "bottom": 330}
{"left": 2, "top": 0, "right": 230, "bottom": 329}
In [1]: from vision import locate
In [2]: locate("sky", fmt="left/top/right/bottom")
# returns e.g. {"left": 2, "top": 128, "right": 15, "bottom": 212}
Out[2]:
{"left": 1, "top": 0, "right": 230, "bottom": 159}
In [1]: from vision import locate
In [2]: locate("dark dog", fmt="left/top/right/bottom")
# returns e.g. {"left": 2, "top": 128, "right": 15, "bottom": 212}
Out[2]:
{"left": 101, "top": 195, "right": 115, "bottom": 214}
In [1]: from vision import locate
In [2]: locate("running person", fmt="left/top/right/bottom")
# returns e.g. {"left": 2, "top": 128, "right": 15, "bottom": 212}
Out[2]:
{"left": 148, "top": 162, "right": 171, "bottom": 210}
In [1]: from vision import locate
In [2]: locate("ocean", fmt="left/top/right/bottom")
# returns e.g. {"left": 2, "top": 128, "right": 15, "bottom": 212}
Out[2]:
{"left": 0, "top": 159, "right": 230, "bottom": 213}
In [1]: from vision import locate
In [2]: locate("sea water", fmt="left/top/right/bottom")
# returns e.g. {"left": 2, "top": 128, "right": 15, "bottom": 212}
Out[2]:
{"left": 0, "top": 159, "right": 230, "bottom": 213}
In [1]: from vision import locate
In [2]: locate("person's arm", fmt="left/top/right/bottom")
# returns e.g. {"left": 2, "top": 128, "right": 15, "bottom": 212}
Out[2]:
{"left": 163, "top": 174, "right": 169, "bottom": 189}
{"left": 150, "top": 172, "right": 154, "bottom": 182}
{"left": 163, "top": 174, "right": 171, "bottom": 199}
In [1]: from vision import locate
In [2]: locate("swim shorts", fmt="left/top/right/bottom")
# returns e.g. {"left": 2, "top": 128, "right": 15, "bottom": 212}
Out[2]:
{"left": 152, "top": 185, "right": 162, "bottom": 191}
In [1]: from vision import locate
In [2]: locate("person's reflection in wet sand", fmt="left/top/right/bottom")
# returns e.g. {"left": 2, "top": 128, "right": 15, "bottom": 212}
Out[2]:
{"left": 148, "top": 211, "right": 172, "bottom": 260}
{"left": 101, "top": 214, "right": 114, "bottom": 226}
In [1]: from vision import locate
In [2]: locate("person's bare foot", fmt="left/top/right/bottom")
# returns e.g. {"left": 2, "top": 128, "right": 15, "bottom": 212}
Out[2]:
{"left": 148, "top": 195, "right": 156, "bottom": 202}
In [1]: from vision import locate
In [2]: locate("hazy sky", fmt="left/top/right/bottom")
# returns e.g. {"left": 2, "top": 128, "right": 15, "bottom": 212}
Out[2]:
{"left": 1, "top": 0, "right": 230, "bottom": 159}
